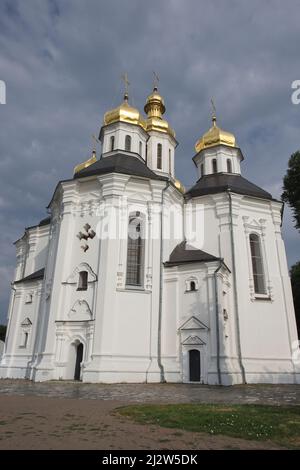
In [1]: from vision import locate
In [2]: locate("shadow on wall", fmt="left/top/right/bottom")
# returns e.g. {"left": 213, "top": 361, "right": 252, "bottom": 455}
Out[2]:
{"left": 33, "top": 245, "right": 48, "bottom": 274}
{"left": 0, "top": 325, "right": 7, "bottom": 342}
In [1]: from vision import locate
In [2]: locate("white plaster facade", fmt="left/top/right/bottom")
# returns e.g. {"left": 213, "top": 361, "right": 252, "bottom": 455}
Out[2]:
{"left": 1, "top": 90, "right": 299, "bottom": 385}
{"left": 0, "top": 340, "right": 4, "bottom": 359}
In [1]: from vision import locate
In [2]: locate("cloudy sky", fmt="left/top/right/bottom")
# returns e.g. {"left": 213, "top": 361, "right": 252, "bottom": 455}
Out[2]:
{"left": 0, "top": 0, "right": 299, "bottom": 324}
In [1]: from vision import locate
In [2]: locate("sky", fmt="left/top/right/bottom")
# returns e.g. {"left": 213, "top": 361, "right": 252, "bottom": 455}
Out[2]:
{"left": 0, "top": 0, "right": 299, "bottom": 324}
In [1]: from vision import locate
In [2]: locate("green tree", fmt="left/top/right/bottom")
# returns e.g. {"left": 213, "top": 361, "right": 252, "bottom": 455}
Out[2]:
{"left": 282, "top": 151, "right": 300, "bottom": 337}
{"left": 290, "top": 262, "right": 300, "bottom": 338}
{"left": 0, "top": 324, "right": 7, "bottom": 342}
{"left": 282, "top": 151, "right": 300, "bottom": 230}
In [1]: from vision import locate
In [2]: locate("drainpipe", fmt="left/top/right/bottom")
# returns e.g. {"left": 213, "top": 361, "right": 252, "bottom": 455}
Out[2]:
{"left": 227, "top": 190, "right": 246, "bottom": 383}
{"left": 214, "top": 261, "right": 223, "bottom": 385}
{"left": 157, "top": 181, "right": 170, "bottom": 383}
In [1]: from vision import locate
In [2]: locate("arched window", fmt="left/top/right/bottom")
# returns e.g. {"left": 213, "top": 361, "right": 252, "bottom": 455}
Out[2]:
{"left": 125, "top": 135, "right": 131, "bottom": 152}
{"left": 200, "top": 164, "right": 204, "bottom": 177}
{"left": 249, "top": 233, "right": 266, "bottom": 294}
{"left": 157, "top": 143, "right": 162, "bottom": 170}
{"left": 186, "top": 278, "right": 198, "bottom": 292}
{"left": 169, "top": 149, "right": 172, "bottom": 173}
{"left": 126, "top": 212, "right": 145, "bottom": 287}
{"left": 110, "top": 136, "right": 115, "bottom": 151}
{"left": 139, "top": 141, "right": 142, "bottom": 156}
{"left": 227, "top": 159, "right": 232, "bottom": 173}
{"left": 212, "top": 158, "right": 217, "bottom": 174}
{"left": 78, "top": 271, "right": 88, "bottom": 291}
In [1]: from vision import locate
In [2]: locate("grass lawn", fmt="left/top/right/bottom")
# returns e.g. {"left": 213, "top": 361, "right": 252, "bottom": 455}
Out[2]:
{"left": 117, "top": 404, "right": 300, "bottom": 448}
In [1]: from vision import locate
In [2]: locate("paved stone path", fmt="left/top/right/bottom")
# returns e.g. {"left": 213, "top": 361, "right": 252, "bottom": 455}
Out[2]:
{"left": 0, "top": 379, "right": 300, "bottom": 405}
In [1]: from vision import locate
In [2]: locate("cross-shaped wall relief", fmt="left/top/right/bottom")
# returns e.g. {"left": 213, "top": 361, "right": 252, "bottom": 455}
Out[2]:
{"left": 76, "top": 223, "right": 96, "bottom": 252}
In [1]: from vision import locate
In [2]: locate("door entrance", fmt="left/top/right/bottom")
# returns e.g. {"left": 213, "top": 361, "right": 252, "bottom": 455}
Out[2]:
{"left": 74, "top": 343, "right": 83, "bottom": 381}
{"left": 189, "top": 349, "right": 200, "bottom": 382}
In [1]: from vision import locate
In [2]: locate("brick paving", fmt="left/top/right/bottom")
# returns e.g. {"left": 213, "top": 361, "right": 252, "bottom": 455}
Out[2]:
{"left": 0, "top": 379, "right": 300, "bottom": 405}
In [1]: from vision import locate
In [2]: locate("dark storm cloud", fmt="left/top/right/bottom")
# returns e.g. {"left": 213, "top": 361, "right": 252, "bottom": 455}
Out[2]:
{"left": 0, "top": 0, "right": 299, "bottom": 322}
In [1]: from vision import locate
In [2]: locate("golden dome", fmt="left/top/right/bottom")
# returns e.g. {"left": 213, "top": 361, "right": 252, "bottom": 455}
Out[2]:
{"left": 103, "top": 93, "right": 146, "bottom": 129}
{"left": 174, "top": 178, "right": 185, "bottom": 193}
{"left": 195, "top": 116, "right": 236, "bottom": 153}
{"left": 144, "top": 87, "right": 166, "bottom": 115}
{"left": 74, "top": 150, "right": 97, "bottom": 175}
{"left": 144, "top": 87, "right": 175, "bottom": 138}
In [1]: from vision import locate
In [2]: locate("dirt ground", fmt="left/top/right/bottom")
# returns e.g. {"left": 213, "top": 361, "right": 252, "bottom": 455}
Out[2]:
{"left": 0, "top": 394, "right": 283, "bottom": 450}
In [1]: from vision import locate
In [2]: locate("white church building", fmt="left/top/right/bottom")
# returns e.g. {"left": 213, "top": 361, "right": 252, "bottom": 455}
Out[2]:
{"left": 1, "top": 85, "right": 299, "bottom": 385}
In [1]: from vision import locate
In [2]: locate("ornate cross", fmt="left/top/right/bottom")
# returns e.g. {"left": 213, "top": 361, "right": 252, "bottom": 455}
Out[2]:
{"left": 211, "top": 98, "right": 217, "bottom": 119}
{"left": 77, "top": 223, "right": 96, "bottom": 252}
{"left": 92, "top": 134, "right": 99, "bottom": 152}
{"left": 153, "top": 71, "right": 159, "bottom": 89}
{"left": 121, "top": 73, "right": 130, "bottom": 94}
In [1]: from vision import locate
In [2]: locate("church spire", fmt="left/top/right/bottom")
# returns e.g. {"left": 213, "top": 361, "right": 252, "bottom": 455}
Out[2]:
{"left": 194, "top": 100, "right": 236, "bottom": 154}
{"left": 144, "top": 85, "right": 166, "bottom": 118}
{"left": 103, "top": 74, "right": 145, "bottom": 128}
{"left": 143, "top": 78, "right": 175, "bottom": 137}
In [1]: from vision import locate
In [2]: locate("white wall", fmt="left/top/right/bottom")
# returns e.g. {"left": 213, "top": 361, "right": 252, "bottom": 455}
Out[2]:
{"left": 189, "top": 190, "right": 300, "bottom": 383}
{"left": 101, "top": 121, "right": 148, "bottom": 158}
{"left": 193, "top": 146, "right": 243, "bottom": 178}
{"left": 2, "top": 134, "right": 299, "bottom": 385}
{"left": 146, "top": 130, "right": 176, "bottom": 178}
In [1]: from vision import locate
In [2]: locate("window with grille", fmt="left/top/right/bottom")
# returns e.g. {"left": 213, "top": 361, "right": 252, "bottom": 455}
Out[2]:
{"left": 126, "top": 212, "right": 144, "bottom": 287}
{"left": 249, "top": 233, "right": 266, "bottom": 294}
{"left": 110, "top": 136, "right": 115, "bottom": 151}
{"left": 212, "top": 158, "right": 217, "bottom": 173}
{"left": 125, "top": 135, "right": 131, "bottom": 151}
{"left": 157, "top": 143, "right": 162, "bottom": 170}
{"left": 227, "top": 159, "right": 232, "bottom": 173}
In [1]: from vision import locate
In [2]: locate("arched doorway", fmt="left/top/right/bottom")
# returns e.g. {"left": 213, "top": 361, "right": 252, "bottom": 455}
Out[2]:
{"left": 189, "top": 349, "right": 200, "bottom": 382}
{"left": 74, "top": 343, "right": 83, "bottom": 381}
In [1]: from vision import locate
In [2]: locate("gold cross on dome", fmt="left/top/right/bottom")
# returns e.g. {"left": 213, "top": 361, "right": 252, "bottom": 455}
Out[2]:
{"left": 211, "top": 98, "right": 217, "bottom": 119}
{"left": 153, "top": 71, "right": 159, "bottom": 89}
{"left": 121, "top": 73, "right": 130, "bottom": 94}
{"left": 92, "top": 134, "right": 99, "bottom": 152}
